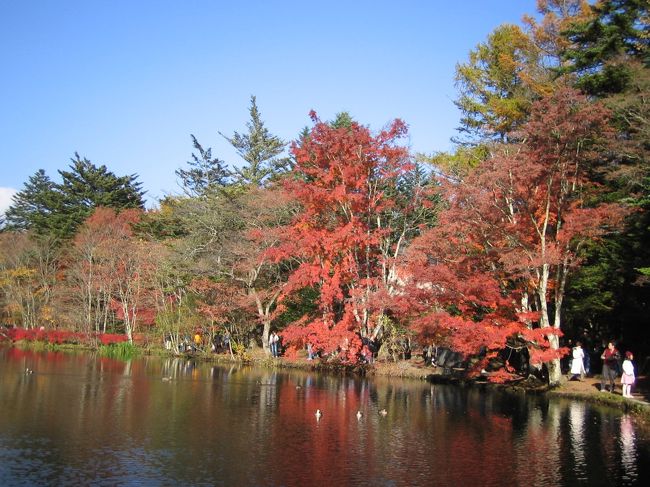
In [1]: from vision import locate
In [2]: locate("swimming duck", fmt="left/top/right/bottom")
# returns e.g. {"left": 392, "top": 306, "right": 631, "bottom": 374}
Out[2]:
{"left": 356, "top": 411, "right": 363, "bottom": 420}
{"left": 379, "top": 409, "right": 388, "bottom": 416}
{"left": 315, "top": 409, "right": 322, "bottom": 420}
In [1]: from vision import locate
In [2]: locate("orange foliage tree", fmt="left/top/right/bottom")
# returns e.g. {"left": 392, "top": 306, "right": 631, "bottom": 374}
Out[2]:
{"left": 67, "top": 207, "right": 158, "bottom": 341}
{"left": 275, "top": 113, "right": 427, "bottom": 361}
{"left": 408, "top": 88, "right": 627, "bottom": 383}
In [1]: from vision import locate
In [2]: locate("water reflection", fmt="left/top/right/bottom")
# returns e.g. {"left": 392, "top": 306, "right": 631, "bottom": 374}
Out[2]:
{"left": 569, "top": 402, "right": 587, "bottom": 479}
{"left": 620, "top": 415, "right": 638, "bottom": 482}
{"left": 0, "top": 347, "right": 648, "bottom": 486}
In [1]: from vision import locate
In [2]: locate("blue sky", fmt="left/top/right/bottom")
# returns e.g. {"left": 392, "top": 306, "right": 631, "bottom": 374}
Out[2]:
{"left": 0, "top": 0, "right": 537, "bottom": 210}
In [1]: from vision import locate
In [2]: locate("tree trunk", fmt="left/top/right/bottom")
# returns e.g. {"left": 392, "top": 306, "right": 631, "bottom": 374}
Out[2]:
{"left": 262, "top": 319, "right": 271, "bottom": 356}
{"left": 538, "top": 264, "right": 562, "bottom": 386}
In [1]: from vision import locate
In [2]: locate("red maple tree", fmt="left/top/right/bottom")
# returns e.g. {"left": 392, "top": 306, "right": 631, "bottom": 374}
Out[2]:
{"left": 276, "top": 113, "right": 421, "bottom": 361}
{"left": 407, "top": 88, "right": 627, "bottom": 383}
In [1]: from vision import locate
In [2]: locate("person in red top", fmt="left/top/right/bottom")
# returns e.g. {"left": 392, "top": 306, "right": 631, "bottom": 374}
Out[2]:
{"left": 600, "top": 341, "right": 620, "bottom": 393}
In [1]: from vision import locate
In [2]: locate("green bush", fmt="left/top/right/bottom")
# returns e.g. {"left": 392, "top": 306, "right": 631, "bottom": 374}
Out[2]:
{"left": 98, "top": 341, "right": 140, "bottom": 360}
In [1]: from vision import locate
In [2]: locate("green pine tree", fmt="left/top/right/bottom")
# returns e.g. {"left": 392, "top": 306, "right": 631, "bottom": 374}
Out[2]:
{"left": 4, "top": 169, "right": 64, "bottom": 237}
{"left": 560, "top": 0, "right": 649, "bottom": 95}
{"left": 330, "top": 111, "right": 355, "bottom": 130}
{"left": 5, "top": 154, "right": 145, "bottom": 240}
{"left": 220, "top": 96, "right": 288, "bottom": 186}
{"left": 176, "top": 135, "right": 230, "bottom": 196}
{"left": 57, "top": 153, "right": 145, "bottom": 237}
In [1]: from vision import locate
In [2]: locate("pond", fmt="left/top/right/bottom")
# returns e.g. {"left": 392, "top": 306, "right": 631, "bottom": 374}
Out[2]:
{"left": 1, "top": 346, "right": 648, "bottom": 486}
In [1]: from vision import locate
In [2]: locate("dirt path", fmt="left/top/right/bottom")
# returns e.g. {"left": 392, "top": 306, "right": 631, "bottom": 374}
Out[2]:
{"left": 558, "top": 375, "right": 649, "bottom": 401}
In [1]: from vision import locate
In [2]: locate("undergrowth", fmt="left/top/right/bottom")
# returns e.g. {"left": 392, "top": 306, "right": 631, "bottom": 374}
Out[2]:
{"left": 98, "top": 341, "right": 140, "bottom": 360}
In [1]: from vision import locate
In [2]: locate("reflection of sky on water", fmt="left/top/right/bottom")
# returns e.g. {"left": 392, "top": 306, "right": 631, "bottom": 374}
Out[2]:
{"left": 620, "top": 415, "right": 638, "bottom": 483}
{"left": 569, "top": 402, "right": 587, "bottom": 480}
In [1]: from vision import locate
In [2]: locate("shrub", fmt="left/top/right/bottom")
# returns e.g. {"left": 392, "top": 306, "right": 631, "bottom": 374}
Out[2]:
{"left": 5, "top": 327, "right": 128, "bottom": 349}
{"left": 99, "top": 333, "right": 128, "bottom": 345}
{"left": 98, "top": 341, "right": 139, "bottom": 360}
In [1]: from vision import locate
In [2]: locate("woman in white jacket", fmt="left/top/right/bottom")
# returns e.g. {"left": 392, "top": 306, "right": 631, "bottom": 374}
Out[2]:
{"left": 570, "top": 341, "right": 586, "bottom": 380}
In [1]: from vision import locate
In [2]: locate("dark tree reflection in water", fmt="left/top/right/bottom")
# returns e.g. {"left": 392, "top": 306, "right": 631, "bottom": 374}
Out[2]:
{"left": 0, "top": 347, "right": 648, "bottom": 486}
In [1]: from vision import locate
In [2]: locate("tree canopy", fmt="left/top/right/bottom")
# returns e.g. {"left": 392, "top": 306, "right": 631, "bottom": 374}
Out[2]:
{"left": 5, "top": 154, "right": 144, "bottom": 240}
{"left": 176, "top": 135, "right": 230, "bottom": 196}
{"left": 221, "top": 95, "right": 289, "bottom": 187}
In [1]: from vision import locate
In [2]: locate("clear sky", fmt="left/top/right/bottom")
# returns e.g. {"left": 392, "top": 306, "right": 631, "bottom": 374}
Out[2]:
{"left": 0, "top": 0, "right": 538, "bottom": 211}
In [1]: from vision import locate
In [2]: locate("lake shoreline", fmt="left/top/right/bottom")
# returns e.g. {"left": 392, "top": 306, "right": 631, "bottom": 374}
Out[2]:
{"left": 6, "top": 340, "right": 650, "bottom": 419}
{"left": 157, "top": 345, "right": 650, "bottom": 420}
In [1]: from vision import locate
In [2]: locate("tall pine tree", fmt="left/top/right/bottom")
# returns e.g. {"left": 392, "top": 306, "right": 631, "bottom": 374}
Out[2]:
{"left": 4, "top": 170, "right": 64, "bottom": 237}
{"left": 176, "top": 135, "right": 230, "bottom": 196}
{"left": 560, "top": 0, "right": 649, "bottom": 95}
{"left": 221, "top": 96, "right": 288, "bottom": 186}
{"left": 5, "top": 154, "right": 145, "bottom": 240}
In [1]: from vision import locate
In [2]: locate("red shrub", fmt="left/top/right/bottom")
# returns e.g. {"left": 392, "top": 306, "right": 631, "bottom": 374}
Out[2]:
{"left": 99, "top": 333, "right": 128, "bottom": 345}
{"left": 4, "top": 327, "right": 127, "bottom": 347}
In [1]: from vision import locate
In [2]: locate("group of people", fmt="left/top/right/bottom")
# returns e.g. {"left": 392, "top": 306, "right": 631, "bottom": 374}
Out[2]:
{"left": 600, "top": 341, "right": 636, "bottom": 397}
{"left": 163, "top": 330, "right": 233, "bottom": 355}
{"left": 569, "top": 341, "right": 636, "bottom": 397}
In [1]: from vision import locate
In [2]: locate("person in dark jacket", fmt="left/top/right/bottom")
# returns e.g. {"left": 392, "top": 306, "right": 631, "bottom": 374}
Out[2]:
{"left": 600, "top": 341, "right": 620, "bottom": 393}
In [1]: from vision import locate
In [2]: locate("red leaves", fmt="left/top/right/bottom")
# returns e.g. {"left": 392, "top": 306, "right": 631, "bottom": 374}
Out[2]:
{"left": 281, "top": 315, "right": 362, "bottom": 362}
{"left": 277, "top": 115, "right": 414, "bottom": 360}
{"left": 528, "top": 345, "right": 569, "bottom": 366}
{"left": 98, "top": 333, "right": 128, "bottom": 345}
{"left": 5, "top": 327, "right": 127, "bottom": 346}
{"left": 398, "top": 88, "right": 626, "bottom": 380}
{"left": 482, "top": 369, "right": 520, "bottom": 384}
{"left": 81, "top": 207, "right": 140, "bottom": 238}
{"left": 190, "top": 279, "right": 241, "bottom": 325}
{"left": 68, "top": 206, "right": 159, "bottom": 339}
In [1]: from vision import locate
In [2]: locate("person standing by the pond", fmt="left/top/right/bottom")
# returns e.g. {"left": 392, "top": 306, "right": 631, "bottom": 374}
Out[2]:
{"left": 600, "top": 341, "right": 620, "bottom": 393}
{"left": 275, "top": 332, "right": 282, "bottom": 357}
{"left": 621, "top": 351, "right": 636, "bottom": 398}
{"left": 270, "top": 332, "right": 279, "bottom": 357}
{"left": 569, "top": 341, "right": 586, "bottom": 381}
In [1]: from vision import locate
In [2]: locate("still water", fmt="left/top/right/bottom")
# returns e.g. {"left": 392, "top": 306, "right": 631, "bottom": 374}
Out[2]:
{"left": 0, "top": 347, "right": 648, "bottom": 486}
